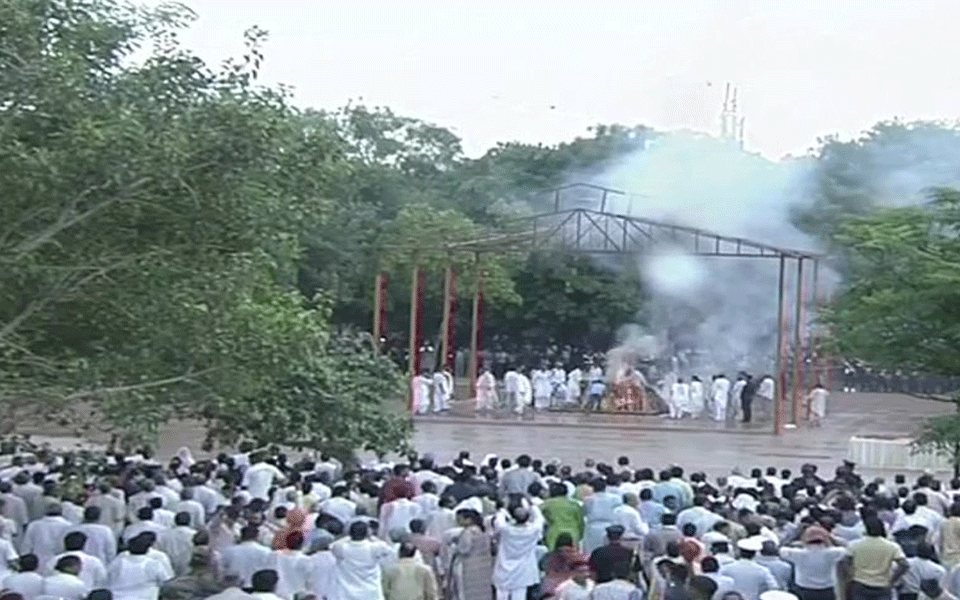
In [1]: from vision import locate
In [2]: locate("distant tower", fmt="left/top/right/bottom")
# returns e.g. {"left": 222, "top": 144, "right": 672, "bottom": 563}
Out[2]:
{"left": 719, "top": 83, "right": 745, "bottom": 149}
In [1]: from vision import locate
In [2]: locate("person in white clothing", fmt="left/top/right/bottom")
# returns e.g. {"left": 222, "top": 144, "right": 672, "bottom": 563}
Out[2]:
{"left": 806, "top": 382, "right": 829, "bottom": 426}
{"left": 249, "top": 569, "right": 285, "bottom": 600}
{"left": 3, "top": 554, "right": 44, "bottom": 600}
{"left": 270, "top": 531, "right": 312, "bottom": 600}
{"left": 154, "top": 513, "right": 196, "bottom": 577}
{"left": 22, "top": 504, "right": 69, "bottom": 568}
{"left": 531, "top": 367, "right": 551, "bottom": 410}
{"left": 242, "top": 456, "right": 284, "bottom": 502}
{"left": 220, "top": 525, "right": 272, "bottom": 588}
{"left": 757, "top": 375, "right": 775, "bottom": 421}
{"left": 432, "top": 367, "right": 453, "bottom": 413}
{"left": 45, "top": 531, "right": 107, "bottom": 589}
{"left": 689, "top": 376, "right": 705, "bottom": 419}
{"left": 378, "top": 494, "right": 423, "bottom": 541}
{"left": 71, "top": 506, "right": 118, "bottom": 566}
{"left": 503, "top": 367, "right": 519, "bottom": 413}
{"left": 106, "top": 535, "right": 169, "bottom": 600}
{"left": 712, "top": 375, "right": 731, "bottom": 422}
{"left": 492, "top": 505, "right": 544, "bottom": 600}
{"left": 670, "top": 378, "right": 691, "bottom": 420}
{"left": 42, "top": 555, "right": 90, "bottom": 600}
{"left": 549, "top": 363, "right": 568, "bottom": 407}
{"left": 515, "top": 369, "right": 533, "bottom": 415}
{"left": 567, "top": 366, "right": 583, "bottom": 406}
{"left": 410, "top": 370, "right": 432, "bottom": 415}
{"left": 330, "top": 521, "right": 393, "bottom": 600}
{"left": 476, "top": 366, "right": 499, "bottom": 412}
{"left": 307, "top": 539, "right": 337, "bottom": 600}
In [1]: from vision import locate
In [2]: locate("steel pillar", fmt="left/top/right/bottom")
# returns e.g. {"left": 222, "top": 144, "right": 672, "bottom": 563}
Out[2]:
{"left": 774, "top": 255, "right": 786, "bottom": 435}
{"left": 791, "top": 258, "right": 805, "bottom": 425}
{"left": 408, "top": 264, "right": 424, "bottom": 411}
{"left": 469, "top": 254, "right": 483, "bottom": 397}
{"left": 809, "top": 260, "right": 820, "bottom": 420}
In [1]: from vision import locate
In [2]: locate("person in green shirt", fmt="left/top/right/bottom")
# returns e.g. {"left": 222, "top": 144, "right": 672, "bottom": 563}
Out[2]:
{"left": 541, "top": 482, "right": 585, "bottom": 549}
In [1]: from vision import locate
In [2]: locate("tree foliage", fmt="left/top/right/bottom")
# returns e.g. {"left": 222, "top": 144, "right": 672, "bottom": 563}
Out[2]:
{"left": 0, "top": 0, "right": 411, "bottom": 453}
{"left": 823, "top": 188, "right": 960, "bottom": 376}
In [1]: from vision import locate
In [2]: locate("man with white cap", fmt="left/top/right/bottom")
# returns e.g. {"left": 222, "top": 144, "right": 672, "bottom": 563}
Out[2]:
{"left": 760, "top": 591, "right": 800, "bottom": 600}
{"left": 719, "top": 537, "right": 780, "bottom": 600}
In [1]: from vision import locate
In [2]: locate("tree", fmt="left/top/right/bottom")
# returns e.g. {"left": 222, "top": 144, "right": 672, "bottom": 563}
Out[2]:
{"left": 0, "top": 0, "right": 398, "bottom": 455}
{"left": 825, "top": 187, "right": 960, "bottom": 474}
{"left": 793, "top": 120, "right": 960, "bottom": 245}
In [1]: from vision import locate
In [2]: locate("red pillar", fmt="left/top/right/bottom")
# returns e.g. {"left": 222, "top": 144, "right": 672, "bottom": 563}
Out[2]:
{"left": 372, "top": 271, "right": 388, "bottom": 354}
{"left": 469, "top": 255, "right": 483, "bottom": 397}
{"left": 440, "top": 265, "right": 457, "bottom": 372}
{"left": 408, "top": 265, "right": 424, "bottom": 411}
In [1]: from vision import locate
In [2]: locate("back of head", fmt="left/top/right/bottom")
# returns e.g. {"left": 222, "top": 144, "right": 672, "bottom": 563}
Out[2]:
{"left": 701, "top": 556, "right": 720, "bottom": 573}
{"left": 864, "top": 517, "right": 886, "bottom": 538}
{"left": 409, "top": 519, "right": 425, "bottom": 535}
{"left": 398, "top": 542, "right": 417, "bottom": 559}
{"left": 517, "top": 454, "right": 531, "bottom": 468}
{"left": 349, "top": 521, "right": 368, "bottom": 540}
{"left": 251, "top": 569, "right": 279, "bottom": 593}
{"left": 137, "top": 507, "right": 153, "bottom": 522}
{"left": 55, "top": 554, "right": 81, "bottom": 574}
{"left": 18, "top": 554, "right": 38, "bottom": 573}
{"left": 64, "top": 531, "right": 87, "bottom": 552}
{"left": 174, "top": 512, "right": 191, "bottom": 527}
{"left": 689, "top": 575, "right": 719, "bottom": 600}
{"left": 84, "top": 506, "right": 101, "bottom": 523}
{"left": 87, "top": 589, "right": 113, "bottom": 600}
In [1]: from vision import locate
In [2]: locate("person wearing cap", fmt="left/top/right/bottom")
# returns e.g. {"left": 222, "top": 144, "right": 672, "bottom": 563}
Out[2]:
{"left": 838, "top": 517, "right": 908, "bottom": 600}
{"left": 780, "top": 526, "right": 846, "bottom": 600}
{"left": 590, "top": 525, "right": 636, "bottom": 585}
{"left": 759, "top": 591, "right": 800, "bottom": 600}
{"left": 718, "top": 538, "right": 780, "bottom": 600}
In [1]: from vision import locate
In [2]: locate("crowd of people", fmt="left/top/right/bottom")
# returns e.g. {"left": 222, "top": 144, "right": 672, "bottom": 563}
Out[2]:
{"left": 415, "top": 362, "right": 829, "bottom": 427}
{"left": 0, "top": 443, "right": 958, "bottom": 600}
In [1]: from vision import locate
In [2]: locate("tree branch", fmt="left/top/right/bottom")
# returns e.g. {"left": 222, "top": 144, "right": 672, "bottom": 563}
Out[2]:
{"left": 59, "top": 367, "right": 219, "bottom": 403}
{"left": 10, "top": 177, "right": 151, "bottom": 258}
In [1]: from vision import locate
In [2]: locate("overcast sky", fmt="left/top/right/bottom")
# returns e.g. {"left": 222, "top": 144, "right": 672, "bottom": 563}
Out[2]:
{"left": 158, "top": 0, "right": 960, "bottom": 160}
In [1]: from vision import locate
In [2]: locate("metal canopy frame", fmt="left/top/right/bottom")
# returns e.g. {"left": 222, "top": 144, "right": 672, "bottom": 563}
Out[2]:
{"left": 376, "top": 183, "right": 826, "bottom": 434}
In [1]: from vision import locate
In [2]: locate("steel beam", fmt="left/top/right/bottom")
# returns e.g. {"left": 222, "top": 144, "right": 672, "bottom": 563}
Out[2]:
{"left": 774, "top": 255, "right": 787, "bottom": 435}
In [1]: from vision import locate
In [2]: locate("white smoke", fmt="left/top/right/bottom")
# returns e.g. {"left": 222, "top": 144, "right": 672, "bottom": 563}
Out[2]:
{"left": 591, "top": 131, "right": 816, "bottom": 378}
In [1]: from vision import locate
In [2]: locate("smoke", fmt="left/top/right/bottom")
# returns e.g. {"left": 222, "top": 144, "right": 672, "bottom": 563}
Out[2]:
{"left": 591, "top": 132, "right": 817, "bottom": 378}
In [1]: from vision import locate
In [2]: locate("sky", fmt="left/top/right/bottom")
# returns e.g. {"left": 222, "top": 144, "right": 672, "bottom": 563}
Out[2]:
{"left": 155, "top": 0, "right": 960, "bottom": 160}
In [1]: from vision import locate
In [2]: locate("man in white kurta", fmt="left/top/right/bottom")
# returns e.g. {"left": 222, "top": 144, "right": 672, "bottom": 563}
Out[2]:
{"left": 493, "top": 506, "right": 544, "bottom": 600}
{"left": 432, "top": 368, "right": 452, "bottom": 413}
{"left": 712, "top": 375, "right": 731, "bottom": 422}
{"left": 689, "top": 376, "right": 705, "bottom": 419}
{"left": 531, "top": 368, "right": 551, "bottom": 410}
{"left": 155, "top": 513, "right": 196, "bottom": 577}
{"left": 73, "top": 506, "right": 118, "bottom": 566}
{"left": 411, "top": 372, "right": 432, "bottom": 415}
{"left": 220, "top": 526, "right": 272, "bottom": 588}
{"left": 46, "top": 531, "right": 107, "bottom": 589}
{"left": 566, "top": 366, "right": 583, "bottom": 406}
{"left": 23, "top": 504, "right": 70, "bottom": 567}
{"left": 515, "top": 370, "right": 533, "bottom": 415}
{"left": 757, "top": 375, "right": 775, "bottom": 420}
{"left": 476, "top": 367, "right": 498, "bottom": 412}
{"left": 378, "top": 497, "right": 422, "bottom": 540}
{"left": 729, "top": 375, "right": 747, "bottom": 423}
{"left": 330, "top": 522, "right": 393, "bottom": 600}
{"left": 670, "top": 378, "right": 690, "bottom": 420}
{"left": 503, "top": 368, "right": 519, "bottom": 413}
{"left": 242, "top": 458, "right": 284, "bottom": 502}
{"left": 42, "top": 555, "right": 89, "bottom": 600}
{"left": 106, "top": 536, "right": 169, "bottom": 600}
{"left": 549, "top": 364, "right": 567, "bottom": 407}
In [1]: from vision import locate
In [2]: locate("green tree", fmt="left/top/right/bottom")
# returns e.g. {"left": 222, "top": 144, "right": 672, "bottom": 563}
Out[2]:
{"left": 0, "top": 0, "right": 408, "bottom": 454}
{"left": 825, "top": 187, "right": 960, "bottom": 474}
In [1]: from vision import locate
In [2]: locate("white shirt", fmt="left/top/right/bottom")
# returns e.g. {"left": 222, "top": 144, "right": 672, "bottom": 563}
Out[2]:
{"left": 23, "top": 516, "right": 69, "bottom": 566}
{"left": 156, "top": 525, "right": 197, "bottom": 577}
{"left": 320, "top": 497, "right": 357, "bottom": 525}
{"left": 613, "top": 504, "right": 649, "bottom": 540}
{"left": 45, "top": 551, "right": 107, "bottom": 589}
{"left": 270, "top": 549, "right": 312, "bottom": 599}
{"left": 242, "top": 463, "right": 283, "bottom": 501}
{"left": 493, "top": 510, "right": 544, "bottom": 590}
{"left": 107, "top": 554, "right": 168, "bottom": 600}
{"left": 42, "top": 572, "right": 90, "bottom": 600}
{"left": 221, "top": 540, "right": 272, "bottom": 587}
{"left": 71, "top": 523, "right": 117, "bottom": 566}
{"left": 3, "top": 571, "right": 44, "bottom": 600}
{"left": 330, "top": 537, "right": 394, "bottom": 600}
{"left": 307, "top": 550, "right": 337, "bottom": 600}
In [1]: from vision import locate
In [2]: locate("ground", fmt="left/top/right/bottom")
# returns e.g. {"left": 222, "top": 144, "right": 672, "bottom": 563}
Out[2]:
{"left": 405, "top": 391, "right": 953, "bottom": 478}
{"left": 14, "top": 391, "right": 953, "bottom": 479}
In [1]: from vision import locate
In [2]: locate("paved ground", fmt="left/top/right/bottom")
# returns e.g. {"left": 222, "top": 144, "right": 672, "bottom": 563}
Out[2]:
{"left": 408, "top": 392, "right": 954, "bottom": 478}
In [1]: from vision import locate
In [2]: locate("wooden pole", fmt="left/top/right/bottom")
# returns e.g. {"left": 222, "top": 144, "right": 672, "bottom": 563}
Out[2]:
{"left": 791, "top": 258, "right": 805, "bottom": 425}
{"left": 440, "top": 264, "right": 456, "bottom": 372}
{"left": 774, "top": 255, "right": 786, "bottom": 435}
{"left": 809, "top": 260, "right": 820, "bottom": 421}
{"left": 372, "top": 271, "right": 387, "bottom": 355}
